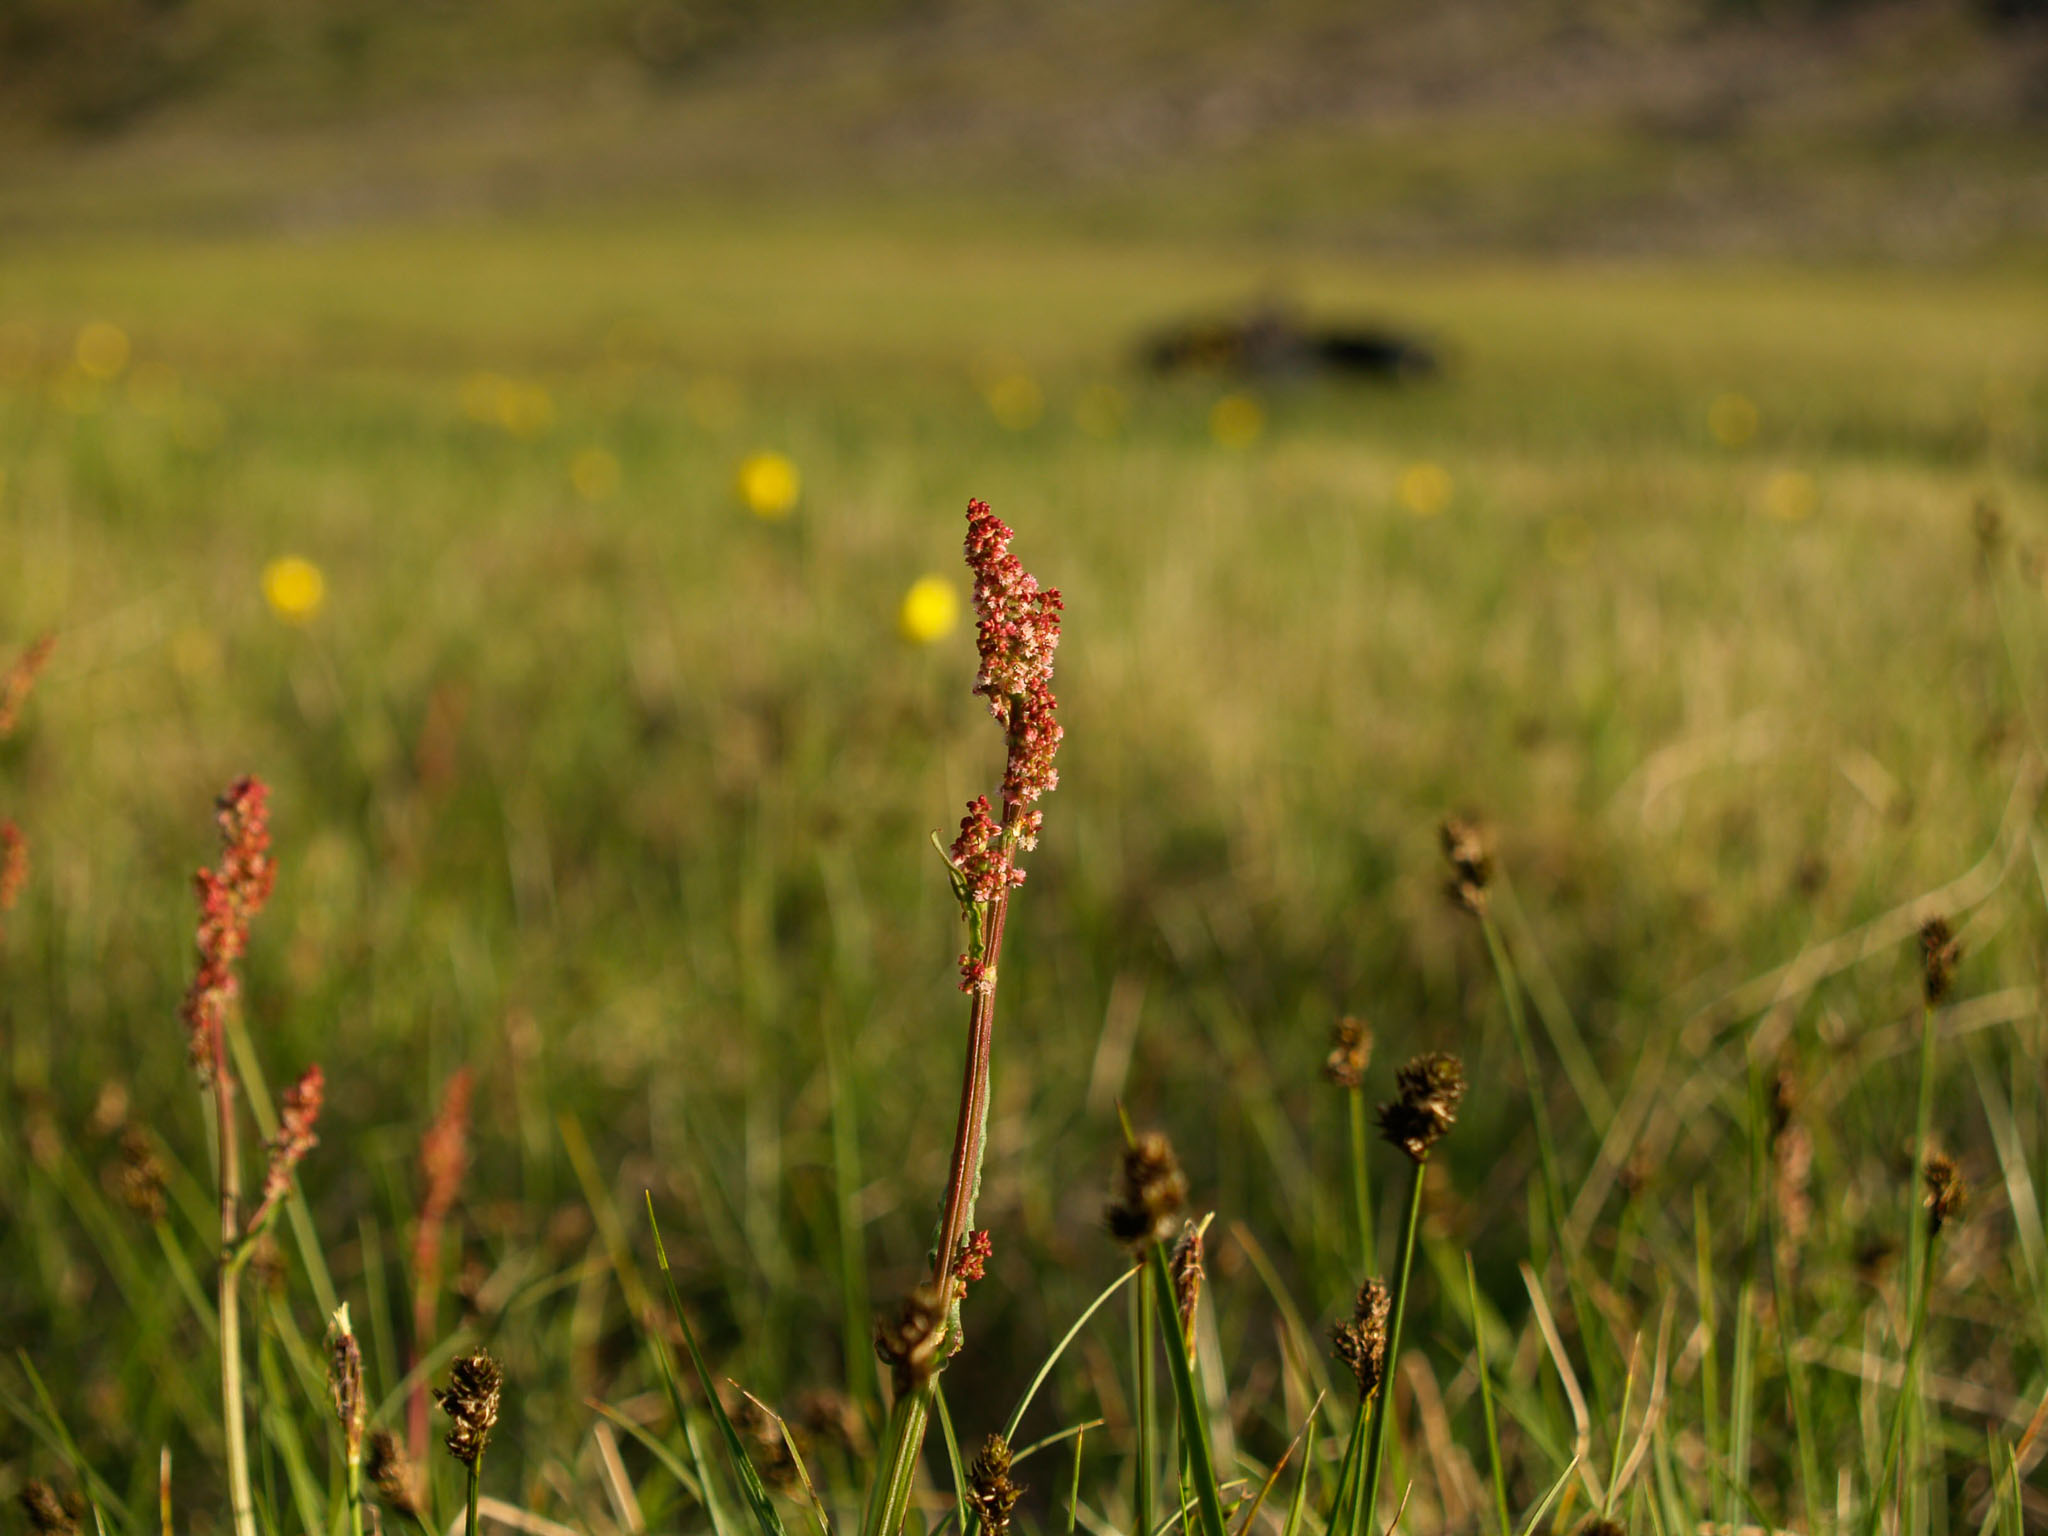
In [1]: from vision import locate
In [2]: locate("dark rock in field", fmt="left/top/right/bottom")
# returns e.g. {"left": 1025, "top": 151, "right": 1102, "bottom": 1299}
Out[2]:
{"left": 1141, "top": 300, "right": 1440, "bottom": 384}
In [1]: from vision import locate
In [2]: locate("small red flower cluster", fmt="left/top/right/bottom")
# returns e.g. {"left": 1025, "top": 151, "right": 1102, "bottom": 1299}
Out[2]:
{"left": 948, "top": 795, "right": 1019, "bottom": 905}
{"left": 248, "top": 1064, "right": 324, "bottom": 1233}
{"left": 954, "top": 1228, "right": 994, "bottom": 1292}
{"left": 181, "top": 777, "right": 279, "bottom": 1084}
{"left": 0, "top": 632, "right": 54, "bottom": 739}
{"left": 0, "top": 820, "right": 24, "bottom": 918}
{"left": 964, "top": 499, "right": 1064, "bottom": 853}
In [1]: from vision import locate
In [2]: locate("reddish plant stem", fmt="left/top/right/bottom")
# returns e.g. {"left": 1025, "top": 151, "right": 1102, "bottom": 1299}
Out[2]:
{"left": 930, "top": 884, "right": 1012, "bottom": 1295}
{"left": 214, "top": 1025, "right": 256, "bottom": 1536}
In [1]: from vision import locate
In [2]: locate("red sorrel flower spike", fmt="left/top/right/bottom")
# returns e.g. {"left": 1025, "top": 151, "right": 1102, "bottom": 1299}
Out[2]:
{"left": 0, "top": 632, "right": 54, "bottom": 740}
{"left": 180, "top": 778, "right": 278, "bottom": 1084}
{"left": 962, "top": 498, "right": 1063, "bottom": 840}
{"left": 947, "top": 796, "right": 1018, "bottom": 903}
{"left": 247, "top": 1063, "right": 323, "bottom": 1233}
{"left": 0, "top": 819, "right": 25, "bottom": 916}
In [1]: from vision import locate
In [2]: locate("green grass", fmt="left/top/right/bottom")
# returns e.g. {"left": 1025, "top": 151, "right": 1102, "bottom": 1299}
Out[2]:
{"left": 1, "top": 203, "right": 2046, "bottom": 1535}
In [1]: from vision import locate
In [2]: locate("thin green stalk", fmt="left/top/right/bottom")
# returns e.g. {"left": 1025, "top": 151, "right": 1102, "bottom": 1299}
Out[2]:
{"left": 1358, "top": 1160, "right": 1427, "bottom": 1536}
{"left": 1726, "top": 1280, "right": 1758, "bottom": 1536}
{"left": 1134, "top": 1273, "right": 1156, "bottom": 1536}
{"left": 1752, "top": 1053, "right": 1822, "bottom": 1532}
{"left": 1145, "top": 1244, "right": 1226, "bottom": 1536}
{"left": 1867, "top": 1255, "right": 1937, "bottom": 1536}
{"left": 1479, "top": 912, "right": 1609, "bottom": 1419}
{"left": 463, "top": 1455, "right": 480, "bottom": 1536}
{"left": 1465, "top": 1255, "right": 1511, "bottom": 1536}
{"left": 214, "top": 1041, "right": 256, "bottom": 1536}
{"left": 1903, "top": 1000, "right": 1940, "bottom": 1536}
{"left": 1479, "top": 915, "right": 1570, "bottom": 1250}
{"left": 1067, "top": 1427, "right": 1086, "bottom": 1536}
{"left": 1328, "top": 1401, "right": 1368, "bottom": 1536}
{"left": 345, "top": 1441, "right": 364, "bottom": 1536}
{"left": 861, "top": 1390, "right": 931, "bottom": 1536}
{"left": 1348, "top": 1090, "right": 1373, "bottom": 1279}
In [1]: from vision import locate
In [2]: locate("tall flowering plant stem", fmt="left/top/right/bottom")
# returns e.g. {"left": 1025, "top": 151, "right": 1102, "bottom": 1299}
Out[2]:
{"left": 178, "top": 779, "right": 321, "bottom": 1536}
{"left": 864, "top": 500, "right": 1063, "bottom": 1536}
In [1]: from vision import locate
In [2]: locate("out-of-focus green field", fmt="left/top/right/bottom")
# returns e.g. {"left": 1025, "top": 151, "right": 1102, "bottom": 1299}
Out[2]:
{"left": 5, "top": 203, "right": 2048, "bottom": 1526}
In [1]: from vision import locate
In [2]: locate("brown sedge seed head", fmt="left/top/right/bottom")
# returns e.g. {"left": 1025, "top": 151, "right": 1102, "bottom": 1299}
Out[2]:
{"left": 1323, "top": 1016, "right": 1372, "bottom": 1090}
{"left": 1169, "top": 1218, "right": 1205, "bottom": 1345}
{"left": 327, "top": 1305, "right": 365, "bottom": 1464}
{"left": 1923, "top": 1153, "right": 1966, "bottom": 1240}
{"left": 367, "top": 1429, "right": 422, "bottom": 1517}
{"left": 1376, "top": 1052, "right": 1466, "bottom": 1162}
{"left": 967, "top": 1433, "right": 1024, "bottom": 1536}
{"left": 1919, "top": 917, "right": 1960, "bottom": 1006}
{"left": 1331, "top": 1278, "right": 1391, "bottom": 1400}
{"left": 1440, "top": 817, "right": 1492, "bottom": 915}
{"left": 875, "top": 1281, "right": 948, "bottom": 1395}
{"left": 435, "top": 1351, "right": 502, "bottom": 1466}
{"left": 1105, "top": 1131, "right": 1187, "bottom": 1253}
{"left": 18, "top": 1480, "right": 81, "bottom": 1536}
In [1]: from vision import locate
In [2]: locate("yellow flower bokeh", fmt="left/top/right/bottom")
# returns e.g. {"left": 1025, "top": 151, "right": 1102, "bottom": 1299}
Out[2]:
{"left": 1763, "top": 469, "right": 1818, "bottom": 522}
{"left": 736, "top": 451, "right": 801, "bottom": 519}
{"left": 570, "top": 447, "right": 621, "bottom": 502}
{"left": 1398, "top": 461, "right": 1453, "bottom": 517}
{"left": 898, "top": 575, "right": 960, "bottom": 645}
{"left": 1709, "top": 392, "right": 1759, "bottom": 449}
{"left": 1209, "top": 393, "right": 1264, "bottom": 449}
{"left": 984, "top": 372, "right": 1044, "bottom": 431}
{"left": 262, "top": 557, "right": 326, "bottom": 624}
{"left": 75, "top": 322, "right": 130, "bottom": 382}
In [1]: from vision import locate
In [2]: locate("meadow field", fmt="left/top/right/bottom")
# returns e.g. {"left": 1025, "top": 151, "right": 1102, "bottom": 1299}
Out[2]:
{"left": 3, "top": 189, "right": 2048, "bottom": 1536}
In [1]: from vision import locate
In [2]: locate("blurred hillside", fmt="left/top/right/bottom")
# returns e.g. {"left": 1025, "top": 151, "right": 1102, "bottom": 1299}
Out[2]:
{"left": 2, "top": 0, "right": 2046, "bottom": 256}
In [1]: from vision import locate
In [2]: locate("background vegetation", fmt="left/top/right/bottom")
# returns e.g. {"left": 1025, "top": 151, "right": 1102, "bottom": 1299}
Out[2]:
{"left": 2, "top": 2, "right": 2046, "bottom": 1532}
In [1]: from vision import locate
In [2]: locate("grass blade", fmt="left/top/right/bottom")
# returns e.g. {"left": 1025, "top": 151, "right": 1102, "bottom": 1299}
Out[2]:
{"left": 1147, "top": 1242, "right": 1227, "bottom": 1536}
{"left": 647, "top": 1195, "right": 789, "bottom": 1536}
{"left": 1004, "top": 1267, "right": 1139, "bottom": 1444}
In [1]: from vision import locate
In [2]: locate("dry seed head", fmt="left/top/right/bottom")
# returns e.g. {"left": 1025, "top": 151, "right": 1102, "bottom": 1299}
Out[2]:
{"left": 1105, "top": 1131, "right": 1188, "bottom": 1252}
{"left": 1169, "top": 1219, "right": 1205, "bottom": 1346}
{"left": 1923, "top": 1153, "right": 1966, "bottom": 1240}
{"left": 1440, "top": 817, "right": 1492, "bottom": 915}
{"left": 875, "top": 1281, "right": 948, "bottom": 1395}
{"left": 967, "top": 1433, "right": 1024, "bottom": 1536}
{"left": 327, "top": 1305, "right": 365, "bottom": 1465}
{"left": 435, "top": 1351, "right": 502, "bottom": 1466}
{"left": 1919, "top": 917, "right": 1961, "bottom": 1006}
{"left": 18, "top": 1480, "right": 81, "bottom": 1536}
{"left": 114, "top": 1126, "right": 168, "bottom": 1223}
{"left": 367, "top": 1429, "right": 421, "bottom": 1518}
{"left": 1331, "top": 1278, "right": 1391, "bottom": 1400}
{"left": 1323, "top": 1016, "right": 1373, "bottom": 1090}
{"left": 1376, "top": 1052, "right": 1466, "bottom": 1162}
{"left": 1576, "top": 1520, "right": 1626, "bottom": 1536}
{"left": 0, "top": 819, "right": 26, "bottom": 920}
